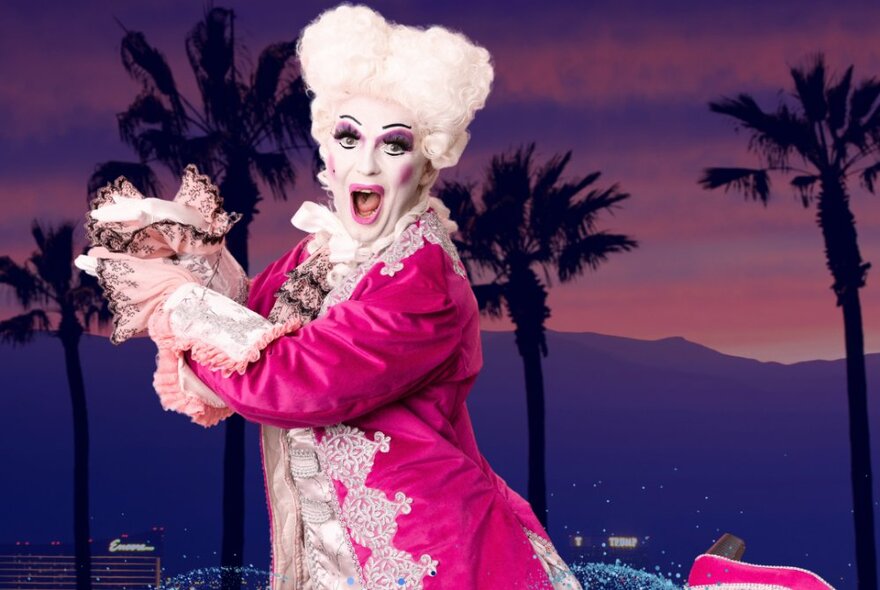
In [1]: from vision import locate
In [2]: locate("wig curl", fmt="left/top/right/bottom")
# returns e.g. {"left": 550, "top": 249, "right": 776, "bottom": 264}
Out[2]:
{"left": 297, "top": 4, "right": 494, "bottom": 184}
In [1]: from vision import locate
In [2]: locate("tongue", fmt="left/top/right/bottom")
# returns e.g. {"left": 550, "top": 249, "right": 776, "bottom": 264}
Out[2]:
{"left": 355, "top": 192, "right": 380, "bottom": 215}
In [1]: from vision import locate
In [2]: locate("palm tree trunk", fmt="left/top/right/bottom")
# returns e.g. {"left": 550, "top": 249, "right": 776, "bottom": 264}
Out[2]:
{"left": 221, "top": 415, "right": 246, "bottom": 590}
{"left": 840, "top": 288, "right": 877, "bottom": 590}
{"left": 516, "top": 337, "right": 549, "bottom": 529}
{"left": 219, "top": 162, "right": 256, "bottom": 590}
{"left": 818, "top": 175, "right": 877, "bottom": 590}
{"left": 508, "top": 268, "right": 552, "bottom": 529}
{"left": 60, "top": 332, "right": 92, "bottom": 590}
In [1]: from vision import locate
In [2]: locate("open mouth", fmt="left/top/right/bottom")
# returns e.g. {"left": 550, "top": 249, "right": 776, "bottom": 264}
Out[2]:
{"left": 349, "top": 184, "right": 384, "bottom": 225}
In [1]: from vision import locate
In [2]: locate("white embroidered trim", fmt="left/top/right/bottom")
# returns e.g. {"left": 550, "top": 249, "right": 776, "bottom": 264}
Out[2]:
{"left": 318, "top": 209, "right": 466, "bottom": 317}
{"left": 286, "top": 427, "right": 365, "bottom": 590}
{"left": 524, "top": 528, "right": 583, "bottom": 590}
{"left": 319, "top": 424, "right": 438, "bottom": 590}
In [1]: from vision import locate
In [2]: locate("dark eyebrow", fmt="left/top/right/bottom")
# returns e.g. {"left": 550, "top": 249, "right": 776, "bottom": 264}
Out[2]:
{"left": 382, "top": 123, "right": 412, "bottom": 130}
{"left": 339, "top": 115, "right": 362, "bottom": 125}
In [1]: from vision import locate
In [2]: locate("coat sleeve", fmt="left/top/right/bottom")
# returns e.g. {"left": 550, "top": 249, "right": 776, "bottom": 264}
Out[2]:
{"left": 186, "top": 244, "right": 463, "bottom": 429}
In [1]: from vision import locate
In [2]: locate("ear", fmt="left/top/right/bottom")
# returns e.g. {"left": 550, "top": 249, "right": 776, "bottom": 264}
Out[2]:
{"left": 418, "top": 161, "right": 438, "bottom": 188}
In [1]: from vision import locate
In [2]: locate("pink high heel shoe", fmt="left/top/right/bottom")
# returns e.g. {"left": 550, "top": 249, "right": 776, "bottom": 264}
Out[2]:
{"left": 687, "top": 534, "right": 836, "bottom": 589}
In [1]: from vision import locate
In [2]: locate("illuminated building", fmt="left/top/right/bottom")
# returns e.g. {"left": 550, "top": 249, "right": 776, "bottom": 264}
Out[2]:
{"left": 0, "top": 528, "right": 163, "bottom": 589}
{"left": 565, "top": 532, "right": 654, "bottom": 569}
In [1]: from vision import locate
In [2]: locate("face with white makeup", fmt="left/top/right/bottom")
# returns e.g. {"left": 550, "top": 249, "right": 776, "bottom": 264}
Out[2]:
{"left": 324, "top": 94, "right": 429, "bottom": 244}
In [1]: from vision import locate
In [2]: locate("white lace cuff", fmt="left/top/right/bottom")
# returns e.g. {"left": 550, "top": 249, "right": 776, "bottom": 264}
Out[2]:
{"left": 147, "top": 284, "right": 300, "bottom": 427}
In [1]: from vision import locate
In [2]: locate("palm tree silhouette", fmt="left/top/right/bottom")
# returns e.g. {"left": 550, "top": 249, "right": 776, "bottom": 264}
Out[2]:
{"left": 439, "top": 144, "right": 638, "bottom": 527}
{"left": 700, "top": 54, "right": 879, "bottom": 590}
{"left": 90, "top": 7, "right": 313, "bottom": 586}
{"left": 0, "top": 222, "right": 110, "bottom": 590}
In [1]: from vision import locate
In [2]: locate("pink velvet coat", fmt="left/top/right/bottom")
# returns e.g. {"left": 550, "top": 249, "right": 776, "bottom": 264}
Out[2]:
{"left": 186, "top": 211, "right": 570, "bottom": 589}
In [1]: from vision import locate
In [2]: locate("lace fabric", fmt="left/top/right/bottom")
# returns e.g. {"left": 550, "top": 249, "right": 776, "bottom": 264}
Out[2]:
{"left": 87, "top": 164, "right": 241, "bottom": 258}
{"left": 85, "top": 164, "right": 248, "bottom": 343}
{"left": 268, "top": 247, "right": 333, "bottom": 325}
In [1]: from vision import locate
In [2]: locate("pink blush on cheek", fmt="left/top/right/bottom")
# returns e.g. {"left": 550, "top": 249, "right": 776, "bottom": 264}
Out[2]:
{"left": 398, "top": 163, "right": 414, "bottom": 186}
{"left": 326, "top": 154, "right": 336, "bottom": 179}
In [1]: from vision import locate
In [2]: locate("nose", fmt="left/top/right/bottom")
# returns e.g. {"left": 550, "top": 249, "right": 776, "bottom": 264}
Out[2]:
{"left": 356, "top": 145, "right": 380, "bottom": 176}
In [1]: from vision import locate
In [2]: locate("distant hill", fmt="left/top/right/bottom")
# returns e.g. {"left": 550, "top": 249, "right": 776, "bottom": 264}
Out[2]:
{"left": 2, "top": 331, "right": 877, "bottom": 589}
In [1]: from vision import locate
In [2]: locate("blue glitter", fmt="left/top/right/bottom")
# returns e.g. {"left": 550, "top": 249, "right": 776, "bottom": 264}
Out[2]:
{"left": 347, "top": 576, "right": 355, "bottom": 585}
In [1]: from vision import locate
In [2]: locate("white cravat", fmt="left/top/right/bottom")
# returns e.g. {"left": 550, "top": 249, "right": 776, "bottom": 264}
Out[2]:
{"left": 289, "top": 197, "right": 456, "bottom": 287}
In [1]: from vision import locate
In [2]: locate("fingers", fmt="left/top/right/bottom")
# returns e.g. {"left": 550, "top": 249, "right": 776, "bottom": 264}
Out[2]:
{"left": 90, "top": 198, "right": 148, "bottom": 223}
{"left": 90, "top": 196, "right": 206, "bottom": 229}
{"left": 142, "top": 199, "right": 207, "bottom": 228}
{"left": 74, "top": 255, "right": 99, "bottom": 277}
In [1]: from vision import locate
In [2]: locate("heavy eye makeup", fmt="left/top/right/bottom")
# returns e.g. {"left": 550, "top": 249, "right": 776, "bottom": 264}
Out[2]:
{"left": 333, "top": 123, "right": 361, "bottom": 149}
{"left": 377, "top": 130, "right": 414, "bottom": 156}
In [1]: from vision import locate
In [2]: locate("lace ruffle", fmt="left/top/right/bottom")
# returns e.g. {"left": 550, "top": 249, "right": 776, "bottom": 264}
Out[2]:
{"left": 148, "top": 301, "right": 301, "bottom": 379}
{"left": 268, "top": 247, "right": 333, "bottom": 325}
{"left": 146, "top": 305, "right": 300, "bottom": 426}
{"left": 86, "top": 163, "right": 241, "bottom": 258}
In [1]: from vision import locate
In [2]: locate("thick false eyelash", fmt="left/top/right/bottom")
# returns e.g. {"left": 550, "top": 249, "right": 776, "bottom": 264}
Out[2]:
{"left": 332, "top": 123, "right": 361, "bottom": 140}
{"left": 383, "top": 135, "right": 413, "bottom": 153}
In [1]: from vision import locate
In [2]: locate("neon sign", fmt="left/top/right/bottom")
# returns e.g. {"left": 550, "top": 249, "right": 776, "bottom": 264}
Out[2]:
{"left": 108, "top": 539, "right": 156, "bottom": 553}
{"left": 608, "top": 536, "right": 638, "bottom": 549}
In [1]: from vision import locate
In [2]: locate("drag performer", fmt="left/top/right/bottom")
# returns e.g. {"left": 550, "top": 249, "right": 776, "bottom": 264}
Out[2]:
{"left": 78, "top": 5, "right": 581, "bottom": 589}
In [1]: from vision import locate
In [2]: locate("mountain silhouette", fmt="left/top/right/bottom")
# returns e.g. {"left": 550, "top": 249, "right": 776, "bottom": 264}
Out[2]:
{"left": 2, "top": 331, "right": 876, "bottom": 589}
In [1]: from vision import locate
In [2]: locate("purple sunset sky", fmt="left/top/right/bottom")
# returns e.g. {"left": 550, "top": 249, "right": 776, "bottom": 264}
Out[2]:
{"left": 1, "top": 0, "right": 879, "bottom": 363}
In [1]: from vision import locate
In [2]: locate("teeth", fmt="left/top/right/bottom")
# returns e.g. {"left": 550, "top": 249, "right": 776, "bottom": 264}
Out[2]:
{"left": 352, "top": 189, "right": 381, "bottom": 218}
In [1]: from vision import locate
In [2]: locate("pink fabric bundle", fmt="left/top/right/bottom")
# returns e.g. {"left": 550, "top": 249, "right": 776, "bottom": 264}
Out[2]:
{"left": 85, "top": 164, "right": 245, "bottom": 344}
{"left": 85, "top": 164, "right": 253, "bottom": 426}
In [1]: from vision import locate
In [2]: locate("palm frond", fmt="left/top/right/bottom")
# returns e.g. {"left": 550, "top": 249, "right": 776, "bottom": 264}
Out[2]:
{"left": 0, "top": 256, "right": 42, "bottom": 307}
{"left": 790, "top": 54, "right": 828, "bottom": 123}
{"left": 529, "top": 152, "right": 597, "bottom": 254}
{"left": 29, "top": 221, "right": 75, "bottom": 299}
{"left": 249, "top": 41, "right": 298, "bottom": 114}
{"left": 118, "top": 91, "right": 182, "bottom": 146}
{"left": 562, "top": 183, "right": 629, "bottom": 237}
{"left": 709, "top": 95, "right": 812, "bottom": 166}
{"left": 272, "top": 77, "right": 315, "bottom": 151}
{"left": 436, "top": 181, "right": 479, "bottom": 235}
{"left": 699, "top": 167, "right": 771, "bottom": 204}
{"left": 120, "top": 31, "right": 186, "bottom": 127}
{"left": 860, "top": 160, "right": 880, "bottom": 194}
{"left": 471, "top": 283, "right": 505, "bottom": 318}
{"left": 479, "top": 144, "right": 536, "bottom": 255}
{"left": 186, "top": 7, "right": 241, "bottom": 129}
{"left": 178, "top": 134, "right": 223, "bottom": 178}
{"left": 70, "top": 269, "right": 112, "bottom": 331}
{"left": 0, "top": 310, "right": 50, "bottom": 346}
{"left": 841, "top": 78, "right": 880, "bottom": 153}
{"left": 88, "top": 161, "right": 162, "bottom": 200}
{"left": 250, "top": 151, "right": 296, "bottom": 201}
{"left": 131, "top": 128, "right": 186, "bottom": 170}
{"left": 275, "top": 76, "right": 317, "bottom": 149}
{"left": 557, "top": 232, "right": 639, "bottom": 282}
{"left": 790, "top": 174, "right": 819, "bottom": 207}
{"left": 827, "top": 65, "right": 853, "bottom": 132}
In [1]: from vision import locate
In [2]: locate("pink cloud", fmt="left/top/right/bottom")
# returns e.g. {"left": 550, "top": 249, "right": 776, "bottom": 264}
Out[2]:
{"left": 489, "top": 23, "right": 880, "bottom": 106}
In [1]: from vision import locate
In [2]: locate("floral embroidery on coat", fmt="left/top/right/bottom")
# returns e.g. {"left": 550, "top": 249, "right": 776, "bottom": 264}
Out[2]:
{"left": 273, "top": 210, "right": 453, "bottom": 589}
{"left": 318, "top": 425, "right": 438, "bottom": 589}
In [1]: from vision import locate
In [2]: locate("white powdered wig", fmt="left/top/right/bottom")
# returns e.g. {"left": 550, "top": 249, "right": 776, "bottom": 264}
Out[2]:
{"left": 297, "top": 4, "right": 494, "bottom": 186}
